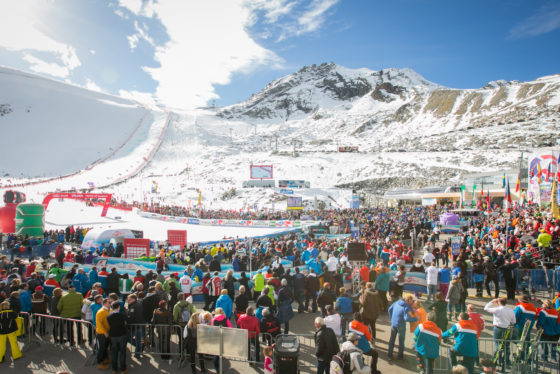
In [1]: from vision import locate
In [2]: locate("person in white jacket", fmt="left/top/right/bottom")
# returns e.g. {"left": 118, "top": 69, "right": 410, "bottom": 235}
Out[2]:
{"left": 342, "top": 333, "right": 371, "bottom": 374}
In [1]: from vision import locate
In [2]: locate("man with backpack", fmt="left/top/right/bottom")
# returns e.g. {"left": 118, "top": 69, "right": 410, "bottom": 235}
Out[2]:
{"left": 330, "top": 332, "right": 371, "bottom": 374}
{"left": 173, "top": 292, "right": 196, "bottom": 327}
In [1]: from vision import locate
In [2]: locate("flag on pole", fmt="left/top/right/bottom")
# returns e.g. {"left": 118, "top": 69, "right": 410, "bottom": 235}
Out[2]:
{"left": 557, "top": 152, "right": 560, "bottom": 182}
{"left": 460, "top": 185, "right": 465, "bottom": 208}
{"left": 547, "top": 162, "right": 552, "bottom": 182}
{"left": 537, "top": 162, "right": 542, "bottom": 184}
{"left": 481, "top": 183, "right": 484, "bottom": 196}
{"left": 472, "top": 184, "right": 477, "bottom": 207}
{"left": 486, "top": 189, "right": 490, "bottom": 213}
{"left": 515, "top": 176, "right": 520, "bottom": 193}
{"left": 505, "top": 178, "right": 512, "bottom": 213}
{"left": 502, "top": 173, "right": 506, "bottom": 188}
{"left": 552, "top": 178, "right": 560, "bottom": 219}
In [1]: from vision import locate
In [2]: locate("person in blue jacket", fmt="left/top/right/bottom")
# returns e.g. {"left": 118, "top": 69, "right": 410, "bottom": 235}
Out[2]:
{"left": 414, "top": 311, "right": 442, "bottom": 374}
{"left": 88, "top": 266, "right": 98, "bottom": 286}
{"left": 537, "top": 300, "right": 560, "bottom": 362}
{"left": 335, "top": 287, "right": 353, "bottom": 336}
{"left": 306, "top": 257, "right": 322, "bottom": 275}
{"left": 19, "top": 283, "right": 32, "bottom": 313}
{"left": 215, "top": 289, "right": 233, "bottom": 319}
{"left": 191, "top": 265, "right": 204, "bottom": 282}
{"left": 72, "top": 269, "right": 90, "bottom": 296}
{"left": 442, "top": 312, "right": 479, "bottom": 374}
{"left": 387, "top": 294, "right": 417, "bottom": 360}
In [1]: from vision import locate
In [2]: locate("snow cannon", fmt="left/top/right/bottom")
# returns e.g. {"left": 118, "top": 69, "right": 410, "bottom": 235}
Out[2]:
{"left": 0, "top": 190, "right": 26, "bottom": 233}
{"left": 15, "top": 203, "right": 45, "bottom": 237}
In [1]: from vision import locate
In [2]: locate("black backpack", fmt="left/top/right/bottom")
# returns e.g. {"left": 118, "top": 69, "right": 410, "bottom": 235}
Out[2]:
{"left": 330, "top": 349, "right": 355, "bottom": 374}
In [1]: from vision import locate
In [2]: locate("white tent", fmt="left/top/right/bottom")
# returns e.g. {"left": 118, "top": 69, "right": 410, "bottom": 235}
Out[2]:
{"left": 81, "top": 228, "right": 135, "bottom": 250}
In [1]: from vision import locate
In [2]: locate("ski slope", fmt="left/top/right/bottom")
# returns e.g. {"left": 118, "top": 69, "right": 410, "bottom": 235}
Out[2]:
{"left": 45, "top": 200, "right": 292, "bottom": 243}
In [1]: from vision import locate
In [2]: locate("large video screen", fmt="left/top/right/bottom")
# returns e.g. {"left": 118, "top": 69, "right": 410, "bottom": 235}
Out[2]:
{"left": 250, "top": 165, "right": 273, "bottom": 179}
{"left": 287, "top": 196, "right": 302, "bottom": 210}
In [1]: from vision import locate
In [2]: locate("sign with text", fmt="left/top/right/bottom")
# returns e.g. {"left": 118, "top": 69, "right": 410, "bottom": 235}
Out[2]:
{"left": 286, "top": 196, "right": 303, "bottom": 210}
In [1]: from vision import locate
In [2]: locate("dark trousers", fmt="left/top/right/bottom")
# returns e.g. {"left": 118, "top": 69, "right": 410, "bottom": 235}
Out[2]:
{"left": 295, "top": 289, "right": 305, "bottom": 312}
{"left": 416, "top": 353, "right": 435, "bottom": 374}
{"left": 305, "top": 295, "right": 317, "bottom": 312}
{"left": 96, "top": 334, "right": 109, "bottom": 363}
{"left": 66, "top": 318, "right": 83, "bottom": 345}
{"left": 505, "top": 281, "right": 516, "bottom": 300}
{"left": 485, "top": 276, "right": 499, "bottom": 298}
{"left": 475, "top": 281, "right": 483, "bottom": 297}
{"left": 248, "top": 336, "right": 260, "bottom": 362}
{"left": 317, "top": 359, "right": 329, "bottom": 374}
{"left": 363, "top": 317, "right": 377, "bottom": 340}
{"left": 203, "top": 293, "right": 211, "bottom": 310}
{"left": 449, "top": 348, "right": 475, "bottom": 374}
{"left": 188, "top": 346, "right": 205, "bottom": 372}
{"left": 110, "top": 335, "right": 127, "bottom": 372}
{"left": 129, "top": 325, "right": 145, "bottom": 357}
{"left": 378, "top": 290, "right": 388, "bottom": 311}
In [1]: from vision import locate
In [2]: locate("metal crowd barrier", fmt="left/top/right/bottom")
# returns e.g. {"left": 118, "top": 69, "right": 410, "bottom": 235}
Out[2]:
{"left": 128, "top": 323, "right": 184, "bottom": 363}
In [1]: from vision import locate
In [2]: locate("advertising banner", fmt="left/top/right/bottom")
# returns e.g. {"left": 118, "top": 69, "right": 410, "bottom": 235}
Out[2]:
{"left": 124, "top": 238, "right": 150, "bottom": 259}
{"left": 250, "top": 165, "right": 273, "bottom": 179}
{"left": 167, "top": 230, "right": 187, "bottom": 248}
{"left": 527, "top": 151, "right": 559, "bottom": 205}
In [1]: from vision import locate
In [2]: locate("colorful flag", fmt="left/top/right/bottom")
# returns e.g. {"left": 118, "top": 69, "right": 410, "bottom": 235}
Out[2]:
{"left": 547, "top": 162, "right": 552, "bottom": 182}
{"left": 460, "top": 185, "right": 465, "bottom": 208}
{"left": 480, "top": 183, "right": 484, "bottom": 196}
{"left": 515, "top": 176, "right": 520, "bottom": 193}
{"left": 557, "top": 152, "right": 560, "bottom": 181}
{"left": 537, "top": 162, "right": 542, "bottom": 184}
{"left": 472, "top": 184, "right": 477, "bottom": 207}
{"left": 552, "top": 179, "right": 560, "bottom": 219}
{"left": 486, "top": 189, "right": 490, "bottom": 213}
{"left": 502, "top": 173, "right": 506, "bottom": 188}
{"left": 505, "top": 178, "right": 512, "bottom": 213}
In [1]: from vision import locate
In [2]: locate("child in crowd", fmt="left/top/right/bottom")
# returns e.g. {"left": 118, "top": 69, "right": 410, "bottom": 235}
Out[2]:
{"left": 263, "top": 346, "right": 274, "bottom": 374}
{"left": 409, "top": 299, "right": 427, "bottom": 333}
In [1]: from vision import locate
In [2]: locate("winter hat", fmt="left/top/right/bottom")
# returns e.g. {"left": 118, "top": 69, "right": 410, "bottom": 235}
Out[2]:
{"left": 347, "top": 332, "right": 360, "bottom": 342}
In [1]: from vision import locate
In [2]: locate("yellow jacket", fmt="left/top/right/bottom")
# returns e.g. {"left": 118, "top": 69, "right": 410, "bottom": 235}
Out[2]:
{"left": 95, "top": 307, "right": 110, "bottom": 335}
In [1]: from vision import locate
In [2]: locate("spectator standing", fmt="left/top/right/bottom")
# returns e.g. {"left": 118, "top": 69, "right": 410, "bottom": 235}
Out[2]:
{"left": 57, "top": 284, "right": 84, "bottom": 345}
{"left": 0, "top": 300, "right": 23, "bottom": 363}
{"left": 484, "top": 298, "right": 516, "bottom": 365}
{"left": 413, "top": 311, "right": 442, "bottom": 374}
{"left": 107, "top": 301, "right": 129, "bottom": 374}
{"left": 184, "top": 313, "right": 205, "bottom": 374}
{"left": 277, "top": 278, "right": 294, "bottom": 334}
{"left": 387, "top": 294, "right": 417, "bottom": 360}
{"left": 442, "top": 312, "right": 479, "bottom": 374}
{"left": 237, "top": 306, "right": 261, "bottom": 364}
{"left": 425, "top": 262, "right": 439, "bottom": 303}
{"left": 95, "top": 298, "right": 111, "bottom": 370}
{"left": 126, "top": 294, "right": 145, "bottom": 359}
{"left": 314, "top": 317, "right": 339, "bottom": 374}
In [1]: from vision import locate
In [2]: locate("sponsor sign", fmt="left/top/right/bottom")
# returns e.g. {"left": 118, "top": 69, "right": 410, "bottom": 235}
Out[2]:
{"left": 168, "top": 230, "right": 187, "bottom": 248}
{"left": 124, "top": 238, "right": 150, "bottom": 259}
{"left": 422, "top": 198, "right": 437, "bottom": 206}
{"left": 451, "top": 236, "right": 462, "bottom": 256}
{"left": 280, "top": 189, "right": 294, "bottom": 194}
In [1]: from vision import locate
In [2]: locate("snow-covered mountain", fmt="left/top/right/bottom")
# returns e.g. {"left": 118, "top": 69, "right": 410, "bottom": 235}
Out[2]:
{"left": 1, "top": 63, "right": 559, "bottom": 210}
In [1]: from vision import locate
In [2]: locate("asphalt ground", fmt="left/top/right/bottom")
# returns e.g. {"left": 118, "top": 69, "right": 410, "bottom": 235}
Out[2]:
{"left": 2, "top": 290, "right": 530, "bottom": 374}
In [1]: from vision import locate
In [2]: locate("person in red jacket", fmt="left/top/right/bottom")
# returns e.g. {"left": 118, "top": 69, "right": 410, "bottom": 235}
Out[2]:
{"left": 237, "top": 306, "right": 261, "bottom": 364}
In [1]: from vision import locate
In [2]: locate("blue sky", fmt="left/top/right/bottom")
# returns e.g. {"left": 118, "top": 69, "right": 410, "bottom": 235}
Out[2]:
{"left": 1, "top": 0, "right": 559, "bottom": 109}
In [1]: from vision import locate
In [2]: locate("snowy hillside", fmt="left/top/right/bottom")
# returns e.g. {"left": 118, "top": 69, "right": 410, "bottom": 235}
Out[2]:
{"left": 0, "top": 66, "right": 166, "bottom": 177}
{"left": 1, "top": 63, "right": 560, "bottom": 211}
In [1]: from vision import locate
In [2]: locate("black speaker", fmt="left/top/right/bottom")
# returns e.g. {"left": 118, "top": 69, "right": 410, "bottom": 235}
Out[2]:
{"left": 347, "top": 242, "right": 367, "bottom": 261}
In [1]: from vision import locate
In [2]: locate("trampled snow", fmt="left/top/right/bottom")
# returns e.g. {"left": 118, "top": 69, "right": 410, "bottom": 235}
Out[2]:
{"left": 45, "top": 200, "right": 291, "bottom": 243}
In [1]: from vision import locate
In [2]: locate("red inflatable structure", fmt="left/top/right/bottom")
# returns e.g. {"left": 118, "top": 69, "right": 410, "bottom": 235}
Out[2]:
{"left": 42, "top": 192, "right": 113, "bottom": 217}
{"left": 0, "top": 190, "right": 26, "bottom": 233}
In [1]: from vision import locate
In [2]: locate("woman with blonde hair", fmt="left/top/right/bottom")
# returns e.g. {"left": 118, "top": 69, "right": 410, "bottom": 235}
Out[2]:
{"left": 0, "top": 300, "right": 23, "bottom": 363}
{"left": 184, "top": 313, "right": 205, "bottom": 373}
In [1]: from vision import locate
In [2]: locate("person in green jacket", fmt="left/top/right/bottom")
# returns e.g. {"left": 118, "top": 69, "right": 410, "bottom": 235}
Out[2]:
{"left": 172, "top": 293, "right": 196, "bottom": 327}
{"left": 164, "top": 273, "right": 180, "bottom": 294}
{"left": 57, "top": 284, "right": 84, "bottom": 345}
{"left": 428, "top": 292, "right": 448, "bottom": 332}
{"left": 253, "top": 271, "right": 265, "bottom": 302}
{"left": 118, "top": 273, "right": 133, "bottom": 300}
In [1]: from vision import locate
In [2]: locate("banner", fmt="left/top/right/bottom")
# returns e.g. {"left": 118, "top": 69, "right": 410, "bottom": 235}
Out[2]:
{"left": 167, "top": 230, "right": 187, "bottom": 248}
{"left": 124, "top": 238, "right": 150, "bottom": 259}
{"left": 528, "top": 151, "right": 559, "bottom": 205}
